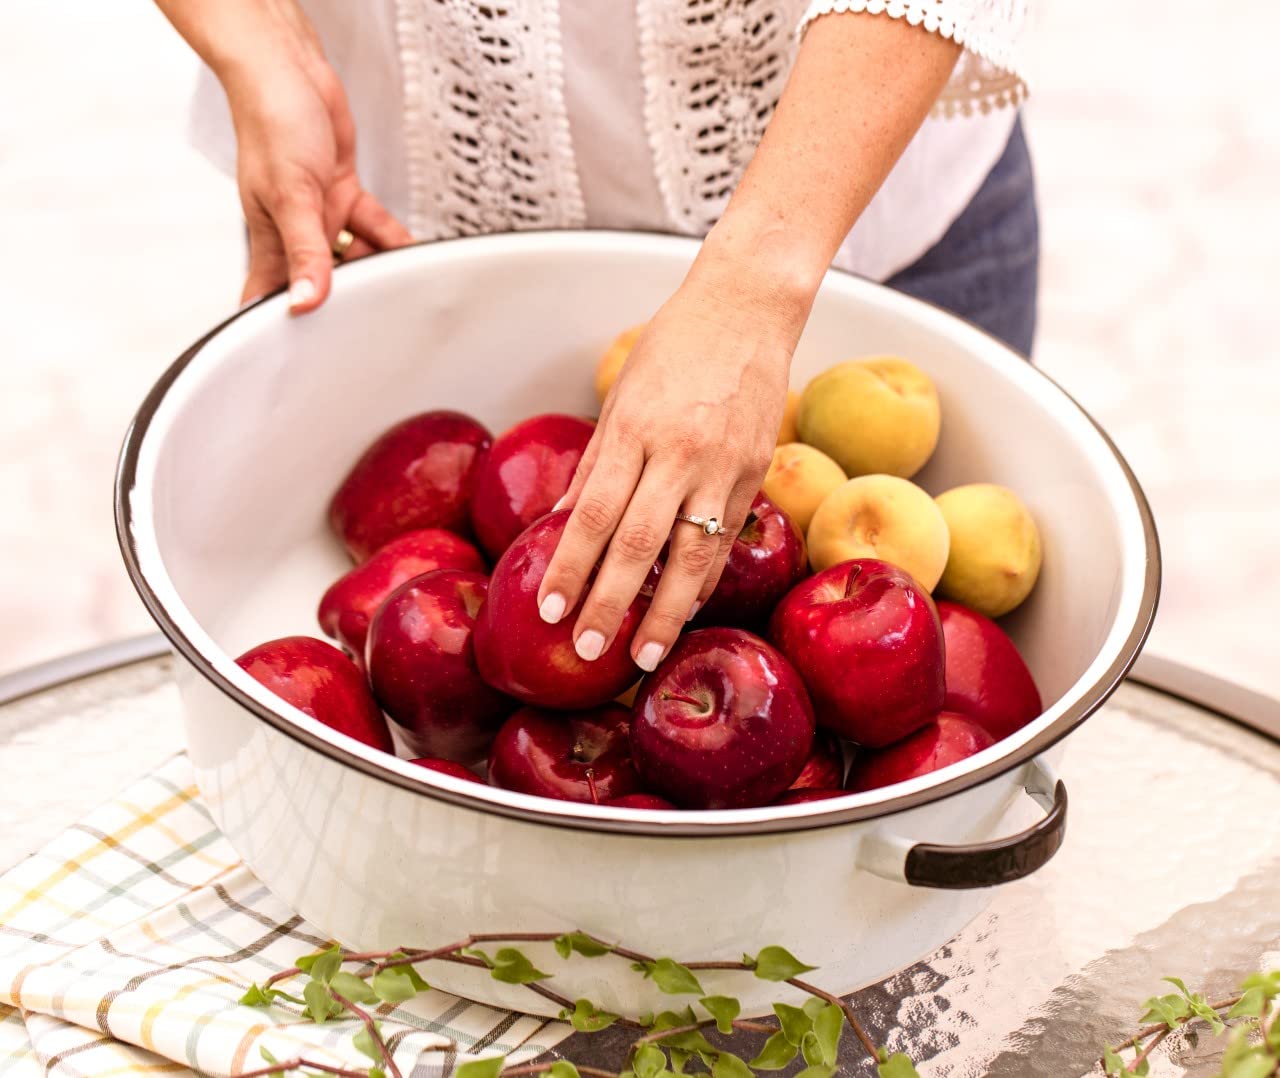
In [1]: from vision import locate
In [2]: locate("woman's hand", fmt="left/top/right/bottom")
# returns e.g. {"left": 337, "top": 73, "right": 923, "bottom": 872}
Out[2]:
{"left": 168, "top": 0, "right": 413, "bottom": 311}
{"left": 536, "top": 251, "right": 806, "bottom": 675}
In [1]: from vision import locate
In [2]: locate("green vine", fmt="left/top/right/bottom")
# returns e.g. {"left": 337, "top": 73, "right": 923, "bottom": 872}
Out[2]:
{"left": 237, "top": 931, "right": 919, "bottom": 1078}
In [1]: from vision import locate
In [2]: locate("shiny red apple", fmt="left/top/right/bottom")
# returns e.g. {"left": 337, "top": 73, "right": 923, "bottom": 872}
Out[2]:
{"left": 769, "top": 559, "right": 945, "bottom": 747}
{"left": 410, "top": 757, "right": 485, "bottom": 783}
{"left": 487, "top": 705, "right": 639, "bottom": 803}
{"left": 938, "top": 600, "right": 1042, "bottom": 741}
{"left": 469, "top": 413, "right": 595, "bottom": 561}
{"left": 787, "top": 729, "right": 844, "bottom": 791}
{"left": 630, "top": 628, "right": 815, "bottom": 810}
{"left": 367, "top": 569, "right": 513, "bottom": 763}
{"left": 696, "top": 492, "right": 806, "bottom": 628}
{"left": 329, "top": 410, "right": 492, "bottom": 561}
{"left": 235, "top": 636, "right": 393, "bottom": 752}
{"left": 473, "top": 510, "right": 647, "bottom": 709}
{"left": 318, "top": 529, "right": 486, "bottom": 663}
{"left": 845, "top": 712, "right": 996, "bottom": 792}
{"left": 775, "top": 788, "right": 847, "bottom": 805}
{"left": 605, "top": 793, "right": 678, "bottom": 810}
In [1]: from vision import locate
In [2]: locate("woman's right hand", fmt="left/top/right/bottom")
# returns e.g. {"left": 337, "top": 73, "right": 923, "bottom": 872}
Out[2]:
{"left": 218, "top": 6, "right": 412, "bottom": 311}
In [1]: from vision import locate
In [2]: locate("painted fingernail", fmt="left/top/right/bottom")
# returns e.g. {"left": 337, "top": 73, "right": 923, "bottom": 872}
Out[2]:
{"left": 539, "top": 593, "right": 566, "bottom": 624}
{"left": 552, "top": 496, "right": 567, "bottom": 512}
{"left": 288, "top": 278, "right": 316, "bottom": 309}
{"left": 575, "top": 629, "right": 605, "bottom": 662}
{"left": 686, "top": 600, "right": 703, "bottom": 622}
{"left": 636, "top": 641, "right": 666, "bottom": 672}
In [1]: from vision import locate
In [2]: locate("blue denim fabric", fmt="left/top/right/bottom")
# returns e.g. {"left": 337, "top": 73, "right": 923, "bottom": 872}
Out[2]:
{"left": 885, "top": 116, "right": 1039, "bottom": 358}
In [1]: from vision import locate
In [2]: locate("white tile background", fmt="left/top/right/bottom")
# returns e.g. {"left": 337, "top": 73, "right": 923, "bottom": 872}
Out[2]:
{"left": 1, "top": 2, "right": 1277, "bottom": 696}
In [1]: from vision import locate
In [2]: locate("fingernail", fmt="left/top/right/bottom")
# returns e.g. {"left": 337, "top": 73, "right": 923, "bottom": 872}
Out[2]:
{"left": 686, "top": 600, "right": 702, "bottom": 622}
{"left": 636, "top": 641, "right": 666, "bottom": 672}
{"left": 552, "top": 495, "right": 567, "bottom": 512}
{"left": 539, "top": 593, "right": 566, "bottom": 624}
{"left": 575, "top": 630, "right": 605, "bottom": 662}
{"left": 289, "top": 278, "right": 316, "bottom": 309}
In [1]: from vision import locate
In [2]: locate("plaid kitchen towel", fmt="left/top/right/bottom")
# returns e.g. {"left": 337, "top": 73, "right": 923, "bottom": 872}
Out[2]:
{"left": 0, "top": 754, "right": 569, "bottom": 1077}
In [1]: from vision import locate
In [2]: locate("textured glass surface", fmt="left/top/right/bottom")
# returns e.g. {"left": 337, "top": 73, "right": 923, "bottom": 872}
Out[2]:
{"left": 2, "top": 663, "right": 1276, "bottom": 1075}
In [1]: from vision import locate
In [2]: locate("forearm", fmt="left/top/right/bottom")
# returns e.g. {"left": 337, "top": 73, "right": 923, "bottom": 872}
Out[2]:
{"left": 153, "top": 0, "right": 323, "bottom": 90}
{"left": 695, "top": 12, "right": 962, "bottom": 335}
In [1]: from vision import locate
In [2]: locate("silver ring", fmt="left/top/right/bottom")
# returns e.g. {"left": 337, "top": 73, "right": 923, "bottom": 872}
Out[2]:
{"left": 675, "top": 512, "right": 721, "bottom": 536}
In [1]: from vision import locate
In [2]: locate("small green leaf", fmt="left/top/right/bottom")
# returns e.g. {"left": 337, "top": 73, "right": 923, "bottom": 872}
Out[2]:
{"left": 305, "top": 945, "right": 344, "bottom": 985}
{"left": 800, "top": 1031, "right": 823, "bottom": 1067}
{"left": 472, "top": 947, "right": 551, "bottom": 985}
{"left": 699, "top": 996, "right": 740, "bottom": 1035}
{"left": 710, "top": 1051, "right": 753, "bottom": 1078}
{"left": 373, "top": 965, "right": 428, "bottom": 1004}
{"left": 296, "top": 944, "right": 340, "bottom": 975}
{"left": 749, "top": 1033, "right": 798, "bottom": 1071}
{"left": 1100, "top": 1046, "right": 1125, "bottom": 1077}
{"left": 1138, "top": 993, "right": 1190, "bottom": 1029}
{"left": 303, "top": 980, "right": 338, "bottom": 1024}
{"left": 369, "top": 1068, "right": 387, "bottom": 1078}
{"left": 559, "top": 998, "right": 620, "bottom": 1033}
{"left": 668, "top": 1049, "right": 692, "bottom": 1074}
{"left": 1230, "top": 987, "right": 1267, "bottom": 1019}
{"left": 802, "top": 998, "right": 826, "bottom": 1020}
{"left": 353, "top": 1021, "right": 383, "bottom": 1062}
{"left": 1186, "top": 995, "right": 1226, "bottom": 1034}
{"left": 812, "top": 1003, "right": 843, "bottom": 1065}
{"left": 456, "top": 1057, "right": 506, "bottom": 1078}
{"left": 1163, "top": 976, "right": 1190, "bottom": 997}
{"left": 876, "top": 1052, "right": 921, "bottom": 1078}
{"left": 331, "top": 971, "right": 379, "bottom": 1005}
{"left": 548, "top": 1063, "right": 581, "bottom": 1078}
{"left": 1240, "top": 970, "right": 1280, "bottom": 998}
{"left": 772, "top": 1003, "right": 812, "bottom": 1046}
{"left": 794, "top": 1066, "right": 836, "bottom": 1078}
{"left": 751, "top": 947, "right": 817, "bottom": 982}
{"left": 240, "top": 983, "right": 273, "bottom": 1007}
{"left": 633, "top": 1043, "right": 668, "bottom": 1078}
{"left": 260, "top": 1046, "right": 280, "bottom": 1065}
{"left": 657, "top": 1029, "right": 717, "bottom": 1055}
{"left": 554, "top": 932, "right": 612, "bottom": 959}
{"left": 652, "top": 1008, "right": 698, "bottom": 1032}
{"left": 634, "top": 959, "right": 704, "bottom": 996}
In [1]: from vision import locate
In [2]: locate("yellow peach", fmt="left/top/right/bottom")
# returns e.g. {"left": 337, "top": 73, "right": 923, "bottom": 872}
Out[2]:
{"left": 807, "top": 474, "right": 950, "bottom": 590}
{"left": 761, "top": 443, "right": 847, "bottom": 533}
{"left": 595, "top": 324, "right": 645, "bottom": 404}
{"left": 797, "top": 356, "right": 941, "bottom": 478}
{"left": 935, "top": 484, "right": 1042, "bottom": 617}
{"left": 776, "top": 389, "right": 801, "bottom": 445}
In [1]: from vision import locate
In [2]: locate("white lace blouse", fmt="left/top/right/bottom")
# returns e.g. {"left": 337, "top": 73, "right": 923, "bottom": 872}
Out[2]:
{"left": 190, "top": 0, "right": 1030, "bottom": 281}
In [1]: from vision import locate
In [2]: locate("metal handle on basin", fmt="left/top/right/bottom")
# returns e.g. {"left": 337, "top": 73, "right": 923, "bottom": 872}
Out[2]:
{"left": 858, "top": 758, "right": 1068, "bottom": 890}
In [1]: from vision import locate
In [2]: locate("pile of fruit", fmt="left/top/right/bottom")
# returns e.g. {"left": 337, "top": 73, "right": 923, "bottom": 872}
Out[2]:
{"left": 236, "top": 328, "right": 1044, "bottom": 812}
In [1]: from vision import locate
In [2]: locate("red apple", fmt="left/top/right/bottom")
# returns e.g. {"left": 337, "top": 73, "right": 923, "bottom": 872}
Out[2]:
{"left": 487, "top": 705, "right": 639, "bottom": 804}
{"left": 630, "top": 628, "right": 815, "bottom": 810}
{"left": 473, "top": 510, "right": 647, "bottom": 709}
{"left": 769, "top": 559, "right": 945, "bottom": 747}
{"left": 696, "top": 492, "right": 807, "bottom": 628}
{"left": 938, "top": 600, "right": 1042, "bottom": 741}
{"left": 367, "top": 569, "right": 513, "bottom": 763}
{"left": 318, "top": 529, "right": 486, "bottom": 663}
{"left": 329, "top": 410, "right": 492, "bottom": 561}
{"left": 775, "top": 788, "right": 847, "bottom": 805}
{"left": 787, "top": 729, "right": 844, "bottom": 791}
{"left": 469, "top": 413, "right": 595, "bottom": 561}
{"left": 846, "top": 712, "right": 996, "bottom": 792}
{"left": 605, "top": 793, "right": 678, "bottom": 810}
{"left": 410, "top": 757, "right": 485, "bottom": 783}
{"left": 235, "top": 636, "right": 393, "bottom": 752}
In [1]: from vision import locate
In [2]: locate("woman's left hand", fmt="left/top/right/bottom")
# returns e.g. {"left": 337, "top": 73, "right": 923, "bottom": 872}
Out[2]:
{"left": 536, "top": 255, "right": 805, "bottom": 675}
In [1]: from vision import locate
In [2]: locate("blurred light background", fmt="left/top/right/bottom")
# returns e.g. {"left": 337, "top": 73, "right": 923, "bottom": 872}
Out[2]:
{"left": 2, "top": 1, "right": 1276, "bottom": 695}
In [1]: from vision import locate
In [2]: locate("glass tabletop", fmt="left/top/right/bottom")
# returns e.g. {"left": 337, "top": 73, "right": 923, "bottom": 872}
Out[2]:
{"left": 1, "top": 640, "right": 1277, "bottom": 1076}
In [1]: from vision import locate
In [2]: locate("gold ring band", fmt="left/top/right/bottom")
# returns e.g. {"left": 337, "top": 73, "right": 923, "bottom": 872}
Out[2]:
{"left": 675, "top": 513, "right": 721, "bottom": 537}
{"left": 331, "top": 228, "right": 355, "bottom": 262}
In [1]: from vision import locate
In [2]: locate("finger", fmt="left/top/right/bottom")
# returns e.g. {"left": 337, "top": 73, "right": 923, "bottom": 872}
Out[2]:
{"left": 347, "top": 189, "right": 414, "bottom": 250}
{"left": 273, "top": 189, "right": 333, "bottom": 312}
{"left": 340, "top": 234, "right": 377, "bottom": 261}
{"left": 553, "top": 422, "right": 605, "bottom": 512}
{"left": 570, "top": 462, "right": 684, "bottom": 666}
{"left": 241, "top": 219, "right": 289, "bottom": 306}
{"left": 632, "top": 486, "right": 731, "bottom": 669}
{"left": 536, "top": 428, "right": 644, "bottom": 630}
{"left": 695, "top": 480, "right": 758, "bottom": 609}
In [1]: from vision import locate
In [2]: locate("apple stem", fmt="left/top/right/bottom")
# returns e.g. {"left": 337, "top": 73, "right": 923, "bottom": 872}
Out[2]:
{"left": 660, "top": 691, "right": 707, "bottom": 711}
{"left": 587, "top": 770, "right": 600, "bottom": 805}
{"left": 843, "top": 563, "right": 863, "bottom": 600}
